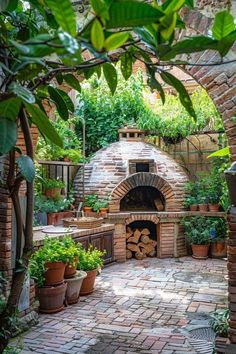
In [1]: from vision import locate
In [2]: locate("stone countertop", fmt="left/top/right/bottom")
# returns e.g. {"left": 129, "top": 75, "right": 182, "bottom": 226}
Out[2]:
{"left": 107, "top": 211, "right": 226, "bottom": 219}
{"left": 33, "top": 223, "right": 115, "bottom": 247}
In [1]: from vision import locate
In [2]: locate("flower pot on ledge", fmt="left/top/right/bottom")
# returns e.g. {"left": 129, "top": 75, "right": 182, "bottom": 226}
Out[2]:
{"left": 198, "top": 204, "right": 208, "bottom": 212}
{"left": 190, "top": 204, "right": 198, "bottom": 212}
{"left": 191, "top": 244, "right": 210, "bottom": 259}
{"left": 208, "top": 203, "right": 220, "bottom": 212}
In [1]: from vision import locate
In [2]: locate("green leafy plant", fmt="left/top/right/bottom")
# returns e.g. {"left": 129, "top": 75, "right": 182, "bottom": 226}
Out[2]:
{"left": 29, "top": 236, "right": 80, "bottom": 287}
{"left": 34, "top": 194, "right": 74, "bottom": 214}
{"left": 77, "top": 246, "right": 105, "bottom": 272}
{"left": 181, "top": 216, "right": 212, "bottom": 245}
{"left": 209, "top": 217, "right": 228, "bottom": 242}
{"left": 183, "top": 196, "right": 198, "bottom": 209}
{"left": 93, "top": 199, "right": 109, "bottom": 212}
{"left": 43, "top": 178, "right": 65, "bottom": 190}
{"left": 84, "top": 194, "right": 98, "bottom": 209}
{"left": 210, "top": 308, "right": 229, "bottom": 337}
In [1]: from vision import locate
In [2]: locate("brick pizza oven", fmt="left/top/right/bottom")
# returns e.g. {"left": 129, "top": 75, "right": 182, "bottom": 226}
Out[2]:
{"left": 74, "top": 127, "right": 189, "bottom": 262}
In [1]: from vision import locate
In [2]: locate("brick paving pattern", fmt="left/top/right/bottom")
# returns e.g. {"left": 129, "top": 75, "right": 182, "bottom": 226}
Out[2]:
{"left": 13, "top": 257, "right": 227, "bottom": 353}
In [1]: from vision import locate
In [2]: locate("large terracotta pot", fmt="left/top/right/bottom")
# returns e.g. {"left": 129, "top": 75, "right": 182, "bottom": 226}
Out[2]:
{"left": 211, "top": 241, "right": 227, "bottom": 258}
{"left": 190, "top": 204, "right": 198, "bottom": 212}
{"left": 65, "top": 257, "right": 78, "bottom": 279}
{"left": 80, "top": 269, "right": 97, "bottom": 295}
{"left": 65, "top": 271, "right": 87, "bottom": 304}
{"left": 37, "top": 282, "right": 67, "bottom": 313}
{"left": 44, "top": 261, "right": 65, "bottom": 286}
{"left": 198, "top": 204, "right": 208, "bottom": 212}
{"left": 191, "top": 244, "right": 210, "bottom": 259}
{"left": 208, "top": 204, "right": 220, "bottom": 212}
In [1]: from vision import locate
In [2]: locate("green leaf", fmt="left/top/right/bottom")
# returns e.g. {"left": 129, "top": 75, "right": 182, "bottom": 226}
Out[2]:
{"left": 107, "top": 1, "right": 164, "bottom": 28}
{"left": 212, "top": 11, "right": 235, "bottom": 40}
{"left": 161, "top": 0, "right": 185, "bottom": 14}
{"left": 24, "top": 103, "right": 63, "bottom": 148}
{"left": 48, "top": 86, "right": 69, "bottom": 120}
{"left": 46, "top": 0, "right": 76, "bottom": 36}
{"left": 6, "top": 0, "right": 18, "bottom": 11}
{"left": 16, "top": 155, "right": 35, "bottom": 182}
{"left": 0, "top": 98, "right": 21, "bottom": 120}
{"left": 185, "top": 0, "right": 194, "bottom": 8}
{"left": 0, "top": 118, "right": 17, "bottom": 154}
{"left": 103, "top": 63, "right": 117, "bottom": 95}
{"left": 63, "top": 74, "right": 81, "bottom": 92}
{"left": 160, "top": 71, "right": 196, "bottom": 119}
{"left": 9, "top": 82, "right": 35, "bottom": 104}
{"left": 104, "top": 32, "right": 129, "bottom": 51}
{"left": 90, "top": 0, "right": 112, "bottom": 19}
{"left": 9, "top": 40, "right": 30, "bottom": 55}
{"left": 91, "top": 19, "right": 104, "bottom": 51}
{"left": 148, "top": 76, "right": 165, "bottom": 105}
{"left": 160, "top": 12, "right": 177, "bottom": 40}
{"left": 217, "top": 30, "right": 236, "bottom": 57}
{"left": 120, "top": 52, "right": 133, "bottom": 80}
{"left": 208, "top": 146, "right": 230, "bottom": 158}
{"left": 160, "top": 36, "right": 218, "bottom": 60}
{"left": 58, "top": 31, "right": 79, "bottom": 54}
{"left": 0, "top": 0, "right": 10, "bottom": 11}
{"left": 56, "top": 88, "right": 75, "bottom": 113}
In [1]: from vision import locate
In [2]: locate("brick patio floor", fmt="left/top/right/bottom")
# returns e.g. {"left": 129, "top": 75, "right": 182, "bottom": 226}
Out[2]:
{"left": 14, "top": 257, "right": 227, "bottom": 354}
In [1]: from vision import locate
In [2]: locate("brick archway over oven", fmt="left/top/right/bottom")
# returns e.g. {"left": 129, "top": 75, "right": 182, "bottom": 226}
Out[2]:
{"left": 125, "top": 214, "right": 160, "bottom": 225}
{"left": 110, "top": 172, "right": 182, "bottom": 213}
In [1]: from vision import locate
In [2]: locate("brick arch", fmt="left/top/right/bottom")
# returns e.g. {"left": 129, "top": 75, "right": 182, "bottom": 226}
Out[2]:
{"left": 110, "top": 172, "right": 180, "bottom": 212}
{"left": 125, "top": 214, "right": 159, "bottom": 225}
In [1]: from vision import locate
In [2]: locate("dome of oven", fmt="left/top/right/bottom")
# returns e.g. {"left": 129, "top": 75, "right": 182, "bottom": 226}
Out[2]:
{"left": 74, "top": 140, "right": 189, "bottom": 212}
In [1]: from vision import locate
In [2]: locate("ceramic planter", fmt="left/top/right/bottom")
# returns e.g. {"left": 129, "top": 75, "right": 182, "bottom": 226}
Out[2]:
{"left": 65, "top": 257, "right": 78, "bottom": 279}
{"left": 45, "top": 188, "right": 62, "bottom": 199}
{"left": 65, "top": 271, "right": 87, "bottom": 304}
{"left": 208, "top": 204, "right": 220, "bottom": 212}
{"left": 191, "top": 244, "right": 210, "bottom": 259}
{"left": 37, "top": 282, "right": 67, "bottom": 313}
{"left": 198, "top": 204, "right": 208, "bottom": 212}
{"left": 190, "top": 204, "right": 198, "bottom": 212}
{"left": 44, "top": 261, "right": 65, "bottom": 286}
{"left": 211, "top": 240, "right": 227, "bottom": 258}
{"left": 80, "top": 269, "right": 97, "bottom": 295}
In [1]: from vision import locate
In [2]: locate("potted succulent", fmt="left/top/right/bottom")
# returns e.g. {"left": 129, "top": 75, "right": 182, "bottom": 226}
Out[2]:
{"left": 181, "top": 216, "right": 211, "bottom": 259}
{"left": 210, "top": 217, "right": 227, "bottom": 258}
{"left": 43, "top": 178, "right": 65, "bottom": 200}
{"left": 78, "top": 246, "right": 105, "bottom": 295}
{"left": 84, "top": 193, "right": 98, "bottom": 213}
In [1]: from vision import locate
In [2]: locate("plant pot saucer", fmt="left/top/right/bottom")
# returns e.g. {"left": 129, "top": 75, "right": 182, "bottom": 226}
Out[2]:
{"left": 192, "top": 255, "right": 208, "bottom": 260}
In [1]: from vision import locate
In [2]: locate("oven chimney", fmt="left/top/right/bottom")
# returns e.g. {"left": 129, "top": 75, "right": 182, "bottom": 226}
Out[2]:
{"left": 118, "top": 126, "right": 145, "bottom": 142}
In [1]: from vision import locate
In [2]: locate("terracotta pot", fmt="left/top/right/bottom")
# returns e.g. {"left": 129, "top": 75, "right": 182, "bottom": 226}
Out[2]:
{"left": 208, "top": 204, "right": 220, "bottom": 212}
{"left": 65, "top": 257, "right": 79, "bottom": 279}
{"left": 198, "top": 204, "right": 208, "bottom": 212}
{"left": 80, "top": 269, "right": 97, "bottom": 295}
{"left": 191, "top": 244, "right": 210, "bottom": 259}
{"left": 44, "top": 261, "right": 65, "bottom": 286}
{"left": 210, "top": 240, "right": 227, "bottom": 258}
{"left": 65, "top": 271, "right": 87, "bottom": 305}
{"left": 47, "top": 211, "right": 74, "bottom": 226}
{"left": 37, "top": 282, "right": 67, "bottom": 314}
{"left": 99, "top": 208, "right": 108, "bottom": 217}
{"left": 83, "top": 207, "right": 93, "bottom": 213}
{"left": 45, "top": 188, "right": 62, "bottom": 199}
{"left": 190, "top": 204, "right": 198, "bottom": 212}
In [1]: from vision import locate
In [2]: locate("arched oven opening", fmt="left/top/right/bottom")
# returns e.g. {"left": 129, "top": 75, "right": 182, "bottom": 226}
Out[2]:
{"left": 120, "top": 186, "right": 165, "bottom": 212}
{"left": 126, "top": 220, "right": 158, "bottom": 260}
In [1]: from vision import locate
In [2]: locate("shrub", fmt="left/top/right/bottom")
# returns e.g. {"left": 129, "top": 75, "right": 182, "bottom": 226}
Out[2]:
{"left": 77, "top": 246, "right": 105, "bottom": 272}
{"left": 210, "top": 308, "right": 229, "bottom": 337}
{"left": 181, "top": 216, "right": 212, "bottom": 245}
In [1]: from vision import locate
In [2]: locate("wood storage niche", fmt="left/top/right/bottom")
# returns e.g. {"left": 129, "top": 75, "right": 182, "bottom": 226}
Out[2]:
{"left": 126, "top": 220, "right": 157, "bottom": 260}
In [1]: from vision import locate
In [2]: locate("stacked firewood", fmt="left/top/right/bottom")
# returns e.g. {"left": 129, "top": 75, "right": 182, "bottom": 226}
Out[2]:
{"left": 126, "top": 227, "right": 157, "bottom": 260}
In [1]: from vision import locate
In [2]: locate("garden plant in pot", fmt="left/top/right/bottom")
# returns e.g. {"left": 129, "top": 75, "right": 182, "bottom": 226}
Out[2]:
{"left": 84, "top": 194, "right": 98, "bottom": 213}
{"left": 209, "top": 217, "right": 227, "bottom": 258}
{"left": 181, "top": 216, "right": 211, "bottom": 259}
{"left": 43, "top": 178, "right": 65, "bottom": 200}
{"left": 78, "top": 246, "right": 105, "bottom": 295}
{"left": 184, "top": 181, "right": 199, "bottom": 211}
{"left": 93, "top": 198, "right": 109, "bottom": 217}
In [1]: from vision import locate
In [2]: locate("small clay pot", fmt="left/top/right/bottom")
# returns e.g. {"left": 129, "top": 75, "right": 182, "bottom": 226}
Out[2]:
{"left": 208, "top": 204, "right": 220, "bottom": 212}
{"left": 45, "top": 188, "right": 62, "bottom": 199}
{"left": 198, "top": 204, "right": 208, "bottom": 212}
{"left": 37, "top": 282, "right": 67, "bottom": 314}
{"left": 65, "top": 271, "right": 87, "bottom": 305}
{"left": 210, "top": 241, "right": 227, "bottom": 258}
{"left": 44, "top": 261, "right": 65, "bottom": 286}
{"left": 80, "top": 269, "right": 97, "bottom": 295}
{"left": 83, "top": 207, "right": 93, "bottom": 213}
{"left": 190, "top": 204, "right": 198, "bottom": 212}
{"left": 65, "top": 257, "right": 79, "bottom": 279}
{"left": 191, "top": 244, "right": 210, "bottom": 259}
{"left": 99, "top": 208, "right": 108, "bottom": 217}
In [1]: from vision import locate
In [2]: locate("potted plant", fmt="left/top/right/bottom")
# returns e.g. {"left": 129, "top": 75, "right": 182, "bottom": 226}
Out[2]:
{"left": 62, "top": 236, "right": 81, "bottom": 278}
{"left": 78, "top": 246, "right": 105, "bottom": 295}
{"left": 93, "top": 198, "right": 109, "bottom": 216}
{"left": 181, "top": 216, "right": 211, "bottom": 259}
{"left": 84, "top": 194, "right": 98, "bottom": 213}
{"left": 183, "top": 196, "right": 198, "bottom": 211}
{"left": 29, "top": 237, "right": 69, "bottom": 313}
{"left": 65, "top": 270, "right": 87, "bottom": 305}
{"left": 184, "top": 181, "right": 199, "bottom": 211}
{"left": 210, "top": 217, "right": 227, "bottom": 258}
{"left": 43, "top": 178, "right": 65, "bottom": 200}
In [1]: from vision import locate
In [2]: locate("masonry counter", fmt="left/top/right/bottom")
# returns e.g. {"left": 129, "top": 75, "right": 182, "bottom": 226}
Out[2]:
{"left": 33, "top": 224, "right": 115, "bottom": 265}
